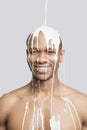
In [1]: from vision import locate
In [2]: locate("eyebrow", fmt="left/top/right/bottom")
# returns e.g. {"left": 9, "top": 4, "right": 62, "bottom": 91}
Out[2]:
{"left": 29, "top": 47, "right": 56, "bottom": 52}
{"left": 29, "top": 47, "right": 39, "bottom": 50}
{"left": 47, "top": 47, "right": 56, "bottom": 51}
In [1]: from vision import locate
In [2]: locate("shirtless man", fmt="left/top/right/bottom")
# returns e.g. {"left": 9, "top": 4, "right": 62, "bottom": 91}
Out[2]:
{"left": 0, "top": 25, "right": 87, "bottom": 130}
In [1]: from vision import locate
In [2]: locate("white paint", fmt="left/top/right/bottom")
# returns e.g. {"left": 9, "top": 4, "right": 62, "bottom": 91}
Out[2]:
{"left": 26, "top": 25, "right": 82, "bottom": 130}
{"left": 36, "top": 109, "right": 39, "bottom": 130}
{"left": 50, "top": 115, "right": 61, "bottom": 130}
{"left": 44, "top": 0, "right": 48, "bottom": 25}
{"left": 40, "top": 107, "right": 44, "bottom": 130}
{"left": 27, "top": 25, "right": 61, "bottom": 117}
{"left": 22, "top": 102, "right": 29, "bottom": 130}
{"left": 31, "top": 98, "right": 37, "bottom": 130}
{"left": 28, "top": 25, "right": 60, "bottom": 51}
{"left": 62, "top": 96, "right": 81, "bottom": 130}
{"left": 21, "top": 96, "right": 81, "bottom": 130}
{"left": 64, "top": 108, "right": 67, "bottom": 113}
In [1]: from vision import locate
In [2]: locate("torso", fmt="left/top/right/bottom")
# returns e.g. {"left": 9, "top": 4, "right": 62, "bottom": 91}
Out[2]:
{"left": 6, "top": 91, "right": 81, "bottom": 130}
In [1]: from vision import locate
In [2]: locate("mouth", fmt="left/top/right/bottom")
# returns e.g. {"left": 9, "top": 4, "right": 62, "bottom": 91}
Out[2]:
{"left": 33, "top": 66, "right": 51, "bottom": 74}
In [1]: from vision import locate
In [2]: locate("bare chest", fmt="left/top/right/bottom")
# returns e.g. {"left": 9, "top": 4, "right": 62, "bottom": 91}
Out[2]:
{"left": 7, "top": 97, "right": 81, "bottom": 130}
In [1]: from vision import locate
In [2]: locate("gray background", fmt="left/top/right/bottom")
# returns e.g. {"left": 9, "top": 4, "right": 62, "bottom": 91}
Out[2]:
{"left": 0, "top": 0, "right": 87, "bottom": 96}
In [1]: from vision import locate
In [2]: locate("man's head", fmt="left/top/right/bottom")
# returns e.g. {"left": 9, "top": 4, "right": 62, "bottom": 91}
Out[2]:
{"left": 26, "top": 25, "right": 64, "bottom": 81}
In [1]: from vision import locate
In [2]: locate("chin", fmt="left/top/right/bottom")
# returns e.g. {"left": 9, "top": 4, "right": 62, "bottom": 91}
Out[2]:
{"left": 32, "top": 73, "right": 53, "bottom": 82}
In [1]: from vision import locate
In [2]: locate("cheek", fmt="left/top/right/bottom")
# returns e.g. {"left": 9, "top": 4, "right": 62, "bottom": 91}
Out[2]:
{"left": 48, "top": 55, "right": 58, "bottom": 70}
{"left": 49, "top": 55, "right": 58, "bottom": 64}
{"left": 27, "top": 55, "right": 36, "bottom": 65}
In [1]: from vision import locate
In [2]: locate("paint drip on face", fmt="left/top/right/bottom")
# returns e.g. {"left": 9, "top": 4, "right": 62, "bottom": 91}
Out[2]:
{"left": 27, "top": 25, "right": 61, "bottom": 56}
{"left": 27, "top": 25, "right": 61, "bottom": 79}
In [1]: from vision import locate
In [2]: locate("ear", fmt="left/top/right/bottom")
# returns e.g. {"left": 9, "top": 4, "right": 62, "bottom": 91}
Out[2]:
{"left": 26, "top": 49, "right": 29, "bottom": 55}
{"left": 59, "top": 49, "right": 65, "bottom": 63}
{"left": 26, "top": 49, "right": 29, "bottom": 64}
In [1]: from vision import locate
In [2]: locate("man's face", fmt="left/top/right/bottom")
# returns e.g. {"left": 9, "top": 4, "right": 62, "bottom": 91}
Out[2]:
{"left": 27, "top": 31, "right": 61, "bottom": 81}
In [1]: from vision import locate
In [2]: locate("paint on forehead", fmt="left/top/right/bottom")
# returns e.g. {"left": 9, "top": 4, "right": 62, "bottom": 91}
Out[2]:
{"left": 31, "top": 25, "right": 60, "bottom": 50}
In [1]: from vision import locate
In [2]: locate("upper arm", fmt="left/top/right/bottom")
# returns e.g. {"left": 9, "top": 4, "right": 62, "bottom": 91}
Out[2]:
{"left": 71, "top": 92, "right": 87, "bottom": 130}
{"left": 0, "top": 120, "right": 6, "bottom": 130}
{"left": 0, "top": 95, "right": 8, "bottom": 130}
{"left": 0, "top": 116, "right": 6, "bottom": 130}
{"left": 0, "top": 92, "right": 19, "bottom": 130}
{"left": 80, "top": 95, "right": 87, "bottom": 129}
{"left": 0, "top": 93, "right": 16, "bottom": 130}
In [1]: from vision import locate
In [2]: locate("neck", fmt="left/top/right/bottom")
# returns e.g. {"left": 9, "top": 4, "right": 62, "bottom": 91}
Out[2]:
{"left": 30, "top": 75, "right": 60, "bottom": 96}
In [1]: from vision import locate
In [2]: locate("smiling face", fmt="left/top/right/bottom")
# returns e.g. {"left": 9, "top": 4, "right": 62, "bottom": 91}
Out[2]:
{"left": 26, "top": 26, "right": 64, "bottom": 81}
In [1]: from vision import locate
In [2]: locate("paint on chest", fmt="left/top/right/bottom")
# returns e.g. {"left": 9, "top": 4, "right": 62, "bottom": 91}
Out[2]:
{"left": 7, "top": 97, "right": 81, "bottom": 130}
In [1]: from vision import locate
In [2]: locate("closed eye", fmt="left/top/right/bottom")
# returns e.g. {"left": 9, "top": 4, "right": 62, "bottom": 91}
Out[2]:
{"left": 47, "top": 49, "right": 56, "bottom": 55}
{"left": 29, "top": 48, "right": 39, "bottom": 55}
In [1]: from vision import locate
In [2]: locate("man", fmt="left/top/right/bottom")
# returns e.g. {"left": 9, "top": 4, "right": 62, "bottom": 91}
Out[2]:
{"left": 0, "top": 25, "right": 87, "bottom": 130}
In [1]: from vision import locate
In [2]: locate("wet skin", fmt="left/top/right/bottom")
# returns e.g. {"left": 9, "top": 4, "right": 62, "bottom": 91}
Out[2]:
{"left": 27, "top": 31, "right": 60, "bottom": 81}
{"left": 0, "top": 30, "right": 87, "bottom": 130}
{"left": 0, "top": 83, "right": 87, "bottom": 130}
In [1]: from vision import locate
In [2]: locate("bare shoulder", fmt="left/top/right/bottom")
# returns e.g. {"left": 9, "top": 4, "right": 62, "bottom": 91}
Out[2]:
{"left": 67, "top": 86, "right": 87, "bottom": 105}
{"left": 0, "top": 92, "right": 19, "bottom": 126}
{"left": 65, "top": 85, "right": 87, "bottom": 127}
{"left": 70, "top": 89, "right": 87, "bottom": 118}
{"left": 0, "top": 91, "right": 20, "bottom": 116}
{"left": 65, "top": 85, "right": 87, "bottom": 108}
{"left": 0, "top": 83, "right": 31, "bottom": 119}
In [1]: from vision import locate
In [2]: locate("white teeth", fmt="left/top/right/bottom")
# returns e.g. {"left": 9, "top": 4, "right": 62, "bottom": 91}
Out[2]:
{"left": 37, "top": 67, "right": 48, "bottom": 72}
{"left": 39, "top": 67, "right": 47, "bottom": 69}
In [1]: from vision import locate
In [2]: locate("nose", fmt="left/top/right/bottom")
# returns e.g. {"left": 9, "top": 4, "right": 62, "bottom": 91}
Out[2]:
{"left": 36, "top": 52, "right": 48, "bottom": 64}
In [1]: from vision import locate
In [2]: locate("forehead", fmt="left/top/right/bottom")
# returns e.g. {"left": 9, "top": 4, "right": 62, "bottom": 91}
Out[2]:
{"left": 27, "top": 25, "right": 60, "bottom": 49}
